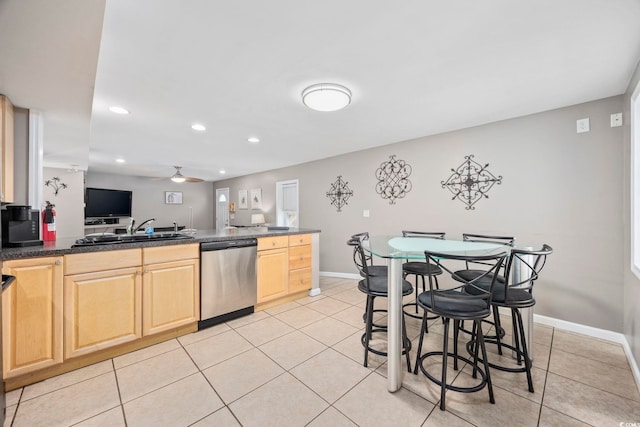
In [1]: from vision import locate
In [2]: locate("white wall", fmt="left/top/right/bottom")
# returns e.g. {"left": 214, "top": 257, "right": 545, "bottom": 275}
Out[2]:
{"left": 215, "top": 95, "right": 625, "bottom": 333}
{"left": 85, "top": 172, "right": 214, "bottom": 231}
{"left": 42, "top": 167, "right": 84, "bottom": 238}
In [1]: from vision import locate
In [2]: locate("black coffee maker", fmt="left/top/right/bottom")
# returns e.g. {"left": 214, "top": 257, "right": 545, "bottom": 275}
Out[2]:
{"left": 1, "top": 205, "right": 43, "bottom": 247}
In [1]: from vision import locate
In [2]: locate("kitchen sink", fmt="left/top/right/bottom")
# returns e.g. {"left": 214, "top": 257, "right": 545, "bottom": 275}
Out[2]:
{"left": 72, "top": 232, "right": 194, "bottom": 247}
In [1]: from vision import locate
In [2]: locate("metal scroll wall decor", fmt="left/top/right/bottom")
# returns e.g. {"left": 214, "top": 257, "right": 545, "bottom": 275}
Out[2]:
{"left": 375, "top": 155, "right": 412, "bottom": 204}
{"left": 441, "top": 154, "right": 502, "bottom": 210}
{"left": 326, "top": 175, "right": 354, "bottom": 212}
{"left": 44, "top": 177, "right": 68, "bottom": 196}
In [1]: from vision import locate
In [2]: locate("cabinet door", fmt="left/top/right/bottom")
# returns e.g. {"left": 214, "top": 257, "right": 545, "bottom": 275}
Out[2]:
{"left": 64, "top": 267, "right": 142, "bottom": 359}
{"left": 257, "top": 248, "right": 288, "bottom": 303}
{"left": 2, "top": 257, "right": 63, "bottom": 378}
{"left": 142, "top": 259, "right": 199, "bottom": 336}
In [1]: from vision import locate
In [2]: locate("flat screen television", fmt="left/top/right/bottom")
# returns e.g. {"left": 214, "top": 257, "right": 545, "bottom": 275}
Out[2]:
{"left": 85, "top": 187, "right": 132, "bottom": 218}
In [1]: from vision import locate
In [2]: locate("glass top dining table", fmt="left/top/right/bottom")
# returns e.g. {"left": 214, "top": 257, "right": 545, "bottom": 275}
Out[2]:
{"left": 361, "top": 235, "right": 511, "bottom": 392}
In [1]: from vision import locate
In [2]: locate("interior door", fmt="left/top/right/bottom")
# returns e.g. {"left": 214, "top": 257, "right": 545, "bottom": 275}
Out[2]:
{"left": 276, "top": 180, "right": 298, "bottom": 227}
{"left": 215, "top": 188, "right": 229, "bottom": 230}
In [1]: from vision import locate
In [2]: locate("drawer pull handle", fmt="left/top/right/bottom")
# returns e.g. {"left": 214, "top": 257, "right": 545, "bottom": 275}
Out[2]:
{"left": 55, "top": 260, "right": 62, "bottom": 265}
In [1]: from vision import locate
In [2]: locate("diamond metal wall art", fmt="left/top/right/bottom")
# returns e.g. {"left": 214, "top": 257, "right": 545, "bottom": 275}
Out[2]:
{"left": 441, "top": 154, "right": 502, "bottom": 210}
{"left": 326, "top": 175, "right": 354, "bottom": 212}
{"left": 375, "top": 155, "right": 412, "bottom": 205}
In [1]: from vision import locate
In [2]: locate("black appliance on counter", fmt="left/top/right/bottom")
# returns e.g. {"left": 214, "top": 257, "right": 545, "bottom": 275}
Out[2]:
{"left": 1, "top": 205, "right": 43, "bottom": 247}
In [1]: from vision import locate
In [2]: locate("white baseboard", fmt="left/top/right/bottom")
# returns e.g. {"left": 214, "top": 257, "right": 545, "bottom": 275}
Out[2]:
{"left": 320, "top": 271, "right": 361, "bottom": 280}
{"left": 322, "top": 271, "right": 640, "bottom": 393}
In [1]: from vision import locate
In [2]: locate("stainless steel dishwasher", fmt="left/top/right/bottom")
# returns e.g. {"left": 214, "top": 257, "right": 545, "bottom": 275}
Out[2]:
{"left": 199, "top": 238, "right": 257, "bottom": 329}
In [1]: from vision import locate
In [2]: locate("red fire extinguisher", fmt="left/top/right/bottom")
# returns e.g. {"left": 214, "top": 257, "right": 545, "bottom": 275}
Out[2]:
{"left": 42, "top": 201, "right": 56, "bottom": 241}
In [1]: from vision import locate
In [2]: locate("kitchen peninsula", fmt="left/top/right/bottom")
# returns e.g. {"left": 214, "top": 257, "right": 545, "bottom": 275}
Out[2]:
{"left": 1, "top": 227, "right": 320, "bottom": 391}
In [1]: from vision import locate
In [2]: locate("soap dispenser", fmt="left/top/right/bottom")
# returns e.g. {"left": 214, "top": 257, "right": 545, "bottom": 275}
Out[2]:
{"left": 144, "top": 220, "right": 155, "bottom": 235}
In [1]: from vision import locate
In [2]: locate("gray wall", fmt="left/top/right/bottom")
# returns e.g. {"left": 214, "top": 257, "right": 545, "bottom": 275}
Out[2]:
{"left": 216, "top": 95, "right": 624, "bottom": 332}
{"left": 85, "top": 172, "right": 214, "bottom": 231}
{"left": 623, "top": 62, "right": 640, "bottom": 373}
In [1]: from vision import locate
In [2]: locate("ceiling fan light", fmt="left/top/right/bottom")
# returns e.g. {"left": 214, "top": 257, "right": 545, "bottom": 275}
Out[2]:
{"left": 171, "top": 166, "right": 186, "bottom": 183}
{"left": 302, "top": 83, "right": 351, "bottom": 112}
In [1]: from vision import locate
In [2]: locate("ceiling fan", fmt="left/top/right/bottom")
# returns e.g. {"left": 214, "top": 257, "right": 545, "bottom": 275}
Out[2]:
{"left": 153, "top": 166, "right": 204, "bottom": 183}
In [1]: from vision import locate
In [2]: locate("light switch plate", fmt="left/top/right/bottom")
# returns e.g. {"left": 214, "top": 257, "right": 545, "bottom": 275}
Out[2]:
{"left": 363, "top": 209, "right": 370, "bottom": 218}
{"left": 576, "top": 118, "right": 590, "bottom": 133}
{"left": 611, "top": 113, "right": 622, "bottom": 127}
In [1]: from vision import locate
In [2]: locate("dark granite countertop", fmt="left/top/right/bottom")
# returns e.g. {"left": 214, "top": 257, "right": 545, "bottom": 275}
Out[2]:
{"left": 1, "top": 228, "right": 321, "bottom": 260}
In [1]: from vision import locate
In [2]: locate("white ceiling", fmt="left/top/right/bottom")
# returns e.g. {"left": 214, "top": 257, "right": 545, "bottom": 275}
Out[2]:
{"left": 2, "top": 0, "right": 640, "bottom": 182}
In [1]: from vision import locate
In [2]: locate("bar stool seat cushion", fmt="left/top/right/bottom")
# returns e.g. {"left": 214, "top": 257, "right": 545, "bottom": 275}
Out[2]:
{"left": 418, "top": 290, "right": 489, "bottom": 318}
{"left": 464, "top": 282, "right": 535, "bottom": 306}
{"left": 403, "top": 262, "right": 443, "bottom": 276}
{"left": 358, "top": 276, "right": 413, "bottom": 297}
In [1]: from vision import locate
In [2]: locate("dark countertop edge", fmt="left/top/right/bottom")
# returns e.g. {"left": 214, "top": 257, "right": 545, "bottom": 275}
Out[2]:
{"left": 1, "top": 228, "right": 321, "bottom": 260}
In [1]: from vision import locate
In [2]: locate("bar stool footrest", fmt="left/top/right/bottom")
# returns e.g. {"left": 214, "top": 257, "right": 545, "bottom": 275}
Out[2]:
{"left": 416, "top": 351, "right": 489, "bottom": 394}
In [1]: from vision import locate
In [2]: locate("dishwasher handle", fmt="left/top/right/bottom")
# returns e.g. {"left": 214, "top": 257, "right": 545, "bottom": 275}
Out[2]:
{"left": 201, "top": 238, "right": 258, "bottom": 251}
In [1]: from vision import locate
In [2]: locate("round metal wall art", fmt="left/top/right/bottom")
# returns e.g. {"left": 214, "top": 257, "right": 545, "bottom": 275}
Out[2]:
{"left": 441, "top": 154, "right": 502, "bottom": 210}
{"left": 326, "top": 175, "right": 354, "bottom": 212}
{"left": 375, "top": 155, "right": 412, "bottom": 205}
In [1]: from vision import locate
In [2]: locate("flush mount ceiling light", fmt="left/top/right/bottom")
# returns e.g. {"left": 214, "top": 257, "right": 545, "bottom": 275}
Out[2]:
{"left": 191, "top": 123, "right": 206, "bottom": 131}
{"left": 115, "top": 158, "right": 125, "bottom": 163}
{"left": 248, "top": 137, "right": 260, "bottom": 143}
{"left": 109, "top": 106, "right": 129, "bottom": 115}
{"left": 171, "top": 166, "right": 186, "bottom": 183}
{"left": 302, "top": 83, "right": 352, "bottom": 112}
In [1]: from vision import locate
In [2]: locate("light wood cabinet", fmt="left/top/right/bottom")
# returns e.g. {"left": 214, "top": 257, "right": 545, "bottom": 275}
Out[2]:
{"left": 64, "top": 267, "right": 142, "bottom": 359}
{"left": 257, "top": 234, "right": 313, "bottom": 305}
{"left": 64, "top": 249, "right": 142, "bottom": 359}
{"left": 2, "top": 256, "right": 63, "bottom": 378}
{"left": 1, "top": 95, "right": 14, "bottom": 203}
{"left": 288, "top": 234, "right": 312, "bottom": 294}
{"left": 142, "top": 244, "right": 199, "bottom": 336}
{"left": 257, "top": 247, "right": 289, "bottom": 303}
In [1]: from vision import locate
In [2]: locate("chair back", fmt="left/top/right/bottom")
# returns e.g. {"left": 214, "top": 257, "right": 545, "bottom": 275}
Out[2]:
{"left": 402, "top": 230, "right": 446, "bottom": 239}
{"left": 462, "top": 233, "right": 514, "bottom": 271}
{"left": 347, "top": 237, "right": 375, "bottom": 289}
{"left": 349, "top": 232, "right": 375, "bottom": 268}
{"left": 424, "top": 249, "right": 508, "bottom": 317}
{"left": 499, "top": 244, "right": 553, "bottom": 301}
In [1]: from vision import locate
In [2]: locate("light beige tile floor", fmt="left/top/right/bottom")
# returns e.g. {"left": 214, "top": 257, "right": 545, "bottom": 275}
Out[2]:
{"left": 5, "top": 276, "right": 640, "bottom": 426}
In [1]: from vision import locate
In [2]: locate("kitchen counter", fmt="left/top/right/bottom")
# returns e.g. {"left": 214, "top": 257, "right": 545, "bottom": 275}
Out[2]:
{"left": 1, "top": 227, "right": 321, "bottom": 260}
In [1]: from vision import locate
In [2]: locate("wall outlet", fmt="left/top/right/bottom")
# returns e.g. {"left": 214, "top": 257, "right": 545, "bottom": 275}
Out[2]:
{"left": 363, "top": 209, "right": 370, "bottom": 218}
{"left": 611, "top": 113, "right": 622, "bottom": 127}
{"left": 576, "top": 118, "right": 590, "bottom": 133}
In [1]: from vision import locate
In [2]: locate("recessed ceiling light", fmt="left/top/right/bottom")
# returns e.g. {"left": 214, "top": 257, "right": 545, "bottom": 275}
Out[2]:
{"left": 115, "top": 158, "right": 125, "bottom": 163}
{"left": 219, "top": 170, "right": 226, "bottom": 174}
{"left": 302, "top": 83, "right": 352, "bottom": 112}
{"left": 191, "top": 124, "right": 206, "bottom": 131}
{"left": 109, "top": 106, "right": 129, "bottom": 115}
{"left": 248, "top": 137, "right": 260, "bottom": 143}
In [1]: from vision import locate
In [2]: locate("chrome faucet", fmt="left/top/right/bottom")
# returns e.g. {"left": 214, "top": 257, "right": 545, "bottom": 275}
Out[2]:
{"left": 173, "top": 221, "right": 178, "bottom": 233}
{"left": 133, "top": 218, "right": 156, "bottom": 233}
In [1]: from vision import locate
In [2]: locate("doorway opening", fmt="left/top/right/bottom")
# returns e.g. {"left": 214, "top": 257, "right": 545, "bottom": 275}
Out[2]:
{"left": 215, "top": 187, "right": 229, "bottom": 230}
{"left": 276, "top": 179, "right": 299, "bottom": 227}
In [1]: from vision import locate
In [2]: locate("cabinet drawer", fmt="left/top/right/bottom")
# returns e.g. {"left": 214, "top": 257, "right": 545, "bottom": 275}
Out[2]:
{"left": 258, "top": 236, "right": 288, "bottom": 251}
{"left": 289, "top": 267, "right": 311, "bottom": 293}
{"left": 289, "top": 234, "right": 311, "bottom": 247}
{"left": 65, "top": 249, "right": 142, "bottom": 275}
{"left": 288, "top": 245, "right": 311, "bottom": 270}
{"left": 143, "top": 243, "right": 199, "bottom": 264}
